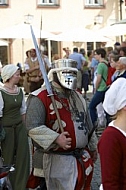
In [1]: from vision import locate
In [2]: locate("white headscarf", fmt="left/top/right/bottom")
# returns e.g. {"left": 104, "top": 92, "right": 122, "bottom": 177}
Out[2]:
{"left": 103, "top": 78, "right": 126, "bottom": 115}
{"left": 119, "top": 57, "right": 126, "bottom": 64}
{"left": 1, "top": 64, "right": 19, "bottom": 83}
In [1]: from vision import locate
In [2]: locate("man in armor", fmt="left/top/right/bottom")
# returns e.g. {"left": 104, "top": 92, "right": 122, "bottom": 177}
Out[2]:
{"left": 26, "top": 58, "right": 98, "bottom": 190}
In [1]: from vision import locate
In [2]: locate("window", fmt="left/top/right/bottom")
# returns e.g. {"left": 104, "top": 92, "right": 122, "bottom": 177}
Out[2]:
{"left": 0, "top": 0, "right": 8, "bottom": 5}
{"left": 37, "top": 0, "right": 59, "bottom": 6}
{"left": 85, "top": 0, "right": 104, "bottom": 6}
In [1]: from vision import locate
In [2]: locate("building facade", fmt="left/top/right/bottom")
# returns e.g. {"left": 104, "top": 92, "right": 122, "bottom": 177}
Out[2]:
{"left": 0, "top": 0, "right": 125, "bottom": 66}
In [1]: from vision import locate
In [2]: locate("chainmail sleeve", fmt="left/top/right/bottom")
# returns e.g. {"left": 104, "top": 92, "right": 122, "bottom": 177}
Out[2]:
{"left": 26, "top": 94, "right": 59, "bottom": 150}
{"left": 26, "top": 94, "right": 59, "bottom": 177}
{"left": 75, "top": 91, "right": 98, "bottom": 151}
{"left": 26, "top": 94, "right": 46, "bottom": 131}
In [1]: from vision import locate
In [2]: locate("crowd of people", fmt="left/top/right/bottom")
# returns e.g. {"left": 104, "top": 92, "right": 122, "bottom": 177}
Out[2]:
{"left": 0, "top": 41, "right": 126, "bottom": 190}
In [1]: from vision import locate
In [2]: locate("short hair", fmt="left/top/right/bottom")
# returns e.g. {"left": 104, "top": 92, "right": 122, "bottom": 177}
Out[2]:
{"left": 111, "top": 50, "right": 119, "bottom": 55}
{"left": 87, "top": 51, "right": 93, "bottom": 57}
{"left": 79, "top": 48, "right": 85, "bottom": 55}
{"left": 119, "top": 57, "right": 126, "bottom": 65}
{"left": 120, "top": 47, "right": 126, "bottom": 56}
{"left": 112, "top": 55, "right": 121, "bottom": 62}
{"left": 95, "top": 48, "right": 106, "bottom": 58}
{"left": 30, "top": 48, "right": 36, "bottom": 53}
{"left": 73, "top": 47, "right": 78, "bottom": 53}
{"left": 114, "top": 42, "right": 120, "bottom": 46}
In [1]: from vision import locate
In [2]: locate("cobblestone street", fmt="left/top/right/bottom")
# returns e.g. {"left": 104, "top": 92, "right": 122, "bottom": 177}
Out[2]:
{"left": 87, "top": 86, "right": 103, "bottom": 190}
{"left": 91, "top": 155, "right": 101, "bottom": 190}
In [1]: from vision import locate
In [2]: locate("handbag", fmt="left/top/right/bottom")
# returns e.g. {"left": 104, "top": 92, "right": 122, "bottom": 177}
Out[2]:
{"left": 26, "top": 168, "right": 42, "bottom": 188}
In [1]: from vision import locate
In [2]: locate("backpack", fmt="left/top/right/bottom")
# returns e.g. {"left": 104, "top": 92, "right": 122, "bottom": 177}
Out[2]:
{"left": 102, "top": 62, "right": 116, "bottom": 87}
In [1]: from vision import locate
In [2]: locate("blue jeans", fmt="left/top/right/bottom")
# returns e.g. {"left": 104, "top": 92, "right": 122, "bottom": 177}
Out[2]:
{"left": 89, "top": 90, "right": 106, "bottom": 126}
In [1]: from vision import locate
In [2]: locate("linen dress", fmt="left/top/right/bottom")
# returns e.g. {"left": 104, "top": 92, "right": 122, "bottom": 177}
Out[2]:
{"left": 0, "top": 87, "right": 30, "bottom": 190}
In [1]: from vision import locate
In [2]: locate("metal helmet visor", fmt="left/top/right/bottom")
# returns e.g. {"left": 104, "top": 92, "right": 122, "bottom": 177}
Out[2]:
{"left": 55, "top": 59, "right": 78, "bottom": 90}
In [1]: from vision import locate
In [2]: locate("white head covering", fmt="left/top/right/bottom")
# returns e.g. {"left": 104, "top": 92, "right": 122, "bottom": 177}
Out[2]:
{"left": 119, "top": 57, "right": 126, "bottom": 64}
{"left": 1, "top": 64, "right": 19, "bottom": 83}
{"left": 103, "top": 78, "right": 126, "bottom": 115}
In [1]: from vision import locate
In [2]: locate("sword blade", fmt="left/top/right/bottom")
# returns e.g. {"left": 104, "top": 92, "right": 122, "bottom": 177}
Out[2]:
{"left": 30, "top": 25, "right": 64, "bottom": 132}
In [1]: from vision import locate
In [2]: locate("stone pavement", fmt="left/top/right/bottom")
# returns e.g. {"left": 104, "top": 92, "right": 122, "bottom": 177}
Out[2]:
{"left": 91, "top": 155, "right": 101, "bottom": 190}
{"left": 86, "top": 87, "right": 102, "bottom": 190}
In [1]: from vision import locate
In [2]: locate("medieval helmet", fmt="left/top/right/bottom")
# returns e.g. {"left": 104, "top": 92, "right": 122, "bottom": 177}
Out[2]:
{"left": 53, "top": 59, "right": 78, "bottom": 90}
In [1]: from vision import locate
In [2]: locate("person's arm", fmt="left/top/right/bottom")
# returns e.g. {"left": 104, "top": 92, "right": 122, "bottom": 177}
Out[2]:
{"left": 20, "top": 88, "right": 26, "bottom": 123}
{"left": 88, "top": 132, "right": 98, "bottom": 162}
{"left": 44, "top": 56, "right": 51, "bottom": 68}
{"left": 0, "top": 91, "right": 3, "bottom": 118}
{"left": 26, "top": 95, "right": 46, "bottom": 131}
{"left": 26, "top": 66, "right": 39, "bottom": 74}
{"left": 25, "top": 60, "right": 39, "bottom": 74}
{"left": 42, "top": 56, "right": 51, "bottom": 73}
{"left": 0, "top": 91, "right": 6, "bottom": 141}
{"left": 80, "top": 55, "right": 86, "bottom": 70}
{"left": 21, "top": 114, "right": 26, "bottom": 123}
{"left": 26, "top": 94, "right": 72, "bottom": 151}
{"left": 95, "top": 63, "right": 104, "bottom": 91}
{"left": 81, "top": 60, "right": 86, "bottom": 70}
{"left": 90, "top": 58, "right": 98, "bottom": 80}
{"left": 95, "top": 74, "right": 102, "bottom": 90}
{"left": 26, "top": 95, "right": 60, "bottom": 150}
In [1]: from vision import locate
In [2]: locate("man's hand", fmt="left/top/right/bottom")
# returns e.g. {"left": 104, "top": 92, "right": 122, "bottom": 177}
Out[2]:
{"left": 55, "top": 132, "right": 72, "bottom": 150}
{"left": 34, "top": 76, "right": 40, "bottom": 82}
{"left": 90, "top": 150, "right": 98, "bottom": 163}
